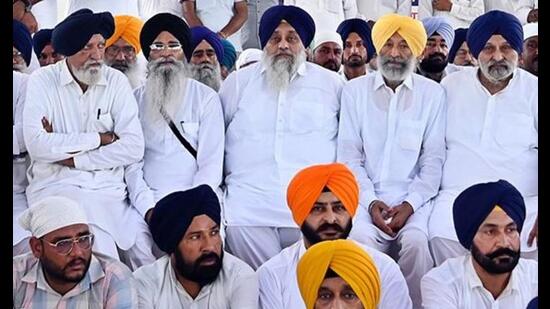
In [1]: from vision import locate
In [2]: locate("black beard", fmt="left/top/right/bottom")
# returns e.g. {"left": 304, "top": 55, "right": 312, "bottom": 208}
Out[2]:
{"left": 420, "top": 52, "right": 448, "bottom": 73}
{"left": 471, "top": 243, "right": 520, "bottom": 274}
{"left": 174, "top": 248, "right": 224, "bottom": 286}
{"left": 321, "top": 60, "right": 340, "bottom": 72}
{"left": 344, "top": 55, "right": 366, "bottom": 68}
{"left": 301, "top": 220, "right": 352, "bottom": 245}
{"left": 110, "top": 61, "right": 129, "bottom": 73}
{"left": 41, "top": 256, "right": 91, "bottom": 283}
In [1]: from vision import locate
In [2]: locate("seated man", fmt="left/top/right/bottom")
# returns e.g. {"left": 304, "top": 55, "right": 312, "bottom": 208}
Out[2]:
{"left": 417, "top": 16, "right": 455, "bottom": 83}
{"left": 336, "top": 18, "right": 376, "bottom": 81}
{"left": 13, "top": 19, "right": 32, "bottom": 73}
{"left": 33, "top": 29, "right": 65, "bottom": 67}
{"left": 520, "top": 22, "right": 537, "bottom": 76}
{"left": 446, "top": 28, "right": 477, "bottom": 73}
{"left": 134, "top": 185, "right": 258, "bottom": 308}
{"left": 421, "top": 180, "right": 538, "bottom": 308}
{"left": 14, "top": 196, "right": 137, "bottom": 308}
{"left": 296, "top": 239, "right": 381, "bottom": 309}
{"left": 220, "top": 38, "right": 237, "bottom": 79}
{"left": 190, "top": 26, "right": 225, "bottom": 91}
{"left": 258, "top": 163, "right": 412, "bottom": 309}
{"left": 309, "top": 31, "right": 343, "bottom": 73}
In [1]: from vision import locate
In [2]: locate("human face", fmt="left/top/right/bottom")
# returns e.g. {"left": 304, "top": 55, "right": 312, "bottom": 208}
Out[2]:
{"left": 13, "top": 46, "right": 27, "bottom": 72}
{"left": 264, "top": 22, "right": 305, "bottom": 59}
{"left": 149, "top": 31, "right": 185, "bottom": 62}
{"left": 315, "top": 276, "right": 364, "bottom": 309}
{"left": 191, "top": 40, "right": 219, "bottom": 65}
{"left": 67, "top": 34, "right": 105, "bottom": 71}
{"left": 377, "top": 33, "right": 415, "bottom": 81}
{"left": 313, "top": 41, "right": 342, "bottom": 72}
{"left": 104, "top": 38, "right": 137, "bottom": 73}
{"left": 38, "top": 44, "right": 64, "bottom": 67}
{"left": 343, "top": 32, "right": 367, "bottom": 68}
{"left": 419, "top": 34, "right": 449, "bottom": 73}
{"left": 453, "top": 41, "right": 476, "bottom": 66}
{"left": 477, "top": 35, "right": 518, "bottom": 83}
{"left": 471, "top": 208, "right": 521, "bottom": 274}
{"left": 521, "top": 36, "right": 538, "bottom": 76}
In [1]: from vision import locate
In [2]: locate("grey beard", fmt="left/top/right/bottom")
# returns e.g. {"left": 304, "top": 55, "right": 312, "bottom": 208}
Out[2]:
{"left": 378, "top": 55, "right": 416, "bottom": 82}
{"left": 262, "top": 48, "right": 306, "bottom": 92}
{"left": 124, "top": 61, "right": 143, "bottom": 89}
{"left": 479, "top": 59, "right": 516, "bottom": 83}
{"left": 13, "top": 62, "right": 28, "bottom": 73}
{"left": 72, "top": 60, "right": 104, "bottom": 85}
{"left": 191, "top": 62, "right": 222, "bottom": 91}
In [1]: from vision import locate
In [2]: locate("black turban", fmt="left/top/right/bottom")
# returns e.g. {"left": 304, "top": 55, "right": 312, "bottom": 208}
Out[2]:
{"left": 33, "top": 28, "right": 53, "bottom": 57}
{"left": 337, "top": 18, "right": 376, "bottom": 60}
{"left": 259, "top": 5, "right": 316, "bottom": 49}
{"left": 448, "top": 28, "right": 468, "bottom": 63}
{"left": 140, "top": 13, "right": 192, "bottom": 60}
{"left": 467, "top": 10, "right": 523, "bottom": 59}
{"left": 13, "top": 20, "right": 32, "bottom": 66}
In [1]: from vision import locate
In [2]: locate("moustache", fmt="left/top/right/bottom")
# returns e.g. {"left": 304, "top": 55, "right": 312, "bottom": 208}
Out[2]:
{"left": 65, "top": 257, "right": 86, "bottom": 269}
{"left": 196, "top": 252, "right": 220, "bottom": 265}
{"left": 427, "top": 52, "right": 446, "bottom": 62}
{"left": 486, "top": 247, "right": 518, "bottom": 260}
{"left": 316, "top": 223, "right": 344, "bottom": 233}
{"left": 488, "top": 60, "right": 510, "bottom": 69}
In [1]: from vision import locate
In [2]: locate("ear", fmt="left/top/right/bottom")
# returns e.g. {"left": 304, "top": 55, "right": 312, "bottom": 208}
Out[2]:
{"left": 29, "top": 237, "right": 43, "bottom": 258}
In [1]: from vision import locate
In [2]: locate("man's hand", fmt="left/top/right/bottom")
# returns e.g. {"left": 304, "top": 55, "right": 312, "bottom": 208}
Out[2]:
{"left": 99, "top": 132, "right": 119, "bottom": 146}
{"left": 433, "top": 0, "right": 452, "bottom": 11}
{"left": 56, "top": 157, "right": 75, "bottom": 167}
{"left": 528, "top": 216, "right": 538, "bottom": 247}
{"left": 145, "top": 208, "right": 154, "bottom": 225}
{"left": 387, "top": 202, "right": 414, "bottom": 234}
{"left": 42, "top": 117, "right": 53, "bottom": 132}
{"left": 20, "top": 12, "right": 38, "bottom": 33}
{"left": 370, "top": 200, "right": 396, "bottom": 237}
{"left": 527, "top": 9, "right": 538, "bottom": 23}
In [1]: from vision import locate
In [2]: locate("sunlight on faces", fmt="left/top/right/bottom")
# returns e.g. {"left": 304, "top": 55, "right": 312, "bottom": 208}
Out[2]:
{"left": 478, "top": 35, "right": 518, "bottom": 83}
{"left": 454, "top": 41, "right": 477, "bottom": 66}
{"left": 315, "top": 273, "right": 364, "bottom": 309}
{"left": 67, "top": 34, "right": 107, "bottom": 86}
{"left": 312, "top": 41, "right": 342, "bottom": 72}
{"left": 420, "top": 34, "right": 449, "bottom": 73}
{"left": 343, "top": 32, "right": 367, "bottom": 68}
{"left": 38, "top": 44, "right": 64, "bottom": 67}
{"left": 190, "top": 40, "right": 222, "bottom": 91}
{"left": 377, "top": 33, "right": 416, "bottom": 82}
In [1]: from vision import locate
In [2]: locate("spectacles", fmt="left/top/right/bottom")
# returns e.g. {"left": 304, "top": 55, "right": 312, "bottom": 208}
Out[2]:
{"left": 43, "top": 234, "right": 94, "bottom": 255}
{"left": 149, "top": 42, "right": 182, "bottom": 52}
{"left": 13, "top": 50, "right": 23, "bottom": 58}
{"left": 105, "top": 45, "right": 136, "bottom": 57}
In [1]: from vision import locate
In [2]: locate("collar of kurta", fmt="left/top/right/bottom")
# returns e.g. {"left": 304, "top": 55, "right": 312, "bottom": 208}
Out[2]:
{"left": 465, "top": 255, "right": 521, "bottom": 296}
{"left": 60, "top": 59, "right": 108, "bottom": 87}
{"left": 374, "top": 70, "right": 413, "bottom": 91}
{"left": 260, "top": 61, "right": 308, "bottom": 78}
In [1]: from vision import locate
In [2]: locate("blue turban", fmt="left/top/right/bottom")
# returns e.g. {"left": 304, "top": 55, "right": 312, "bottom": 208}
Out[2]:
{"left": 422, "top": 16, "right": 455, "bottom": 49}
{"left": 13, "top": 20, "right": 32, "bottom": 66}
{"left": 221, "top": 39, "right": 237, "bottom": 70}
{"left": 448, "top": 28, "right": 468, "bottom": 63}
{"left": 33, "top": 28, "right": 53, "bottom": 57}
{"left": 149, "top": 185, "right": 221, "bottom": 254}
{"left": 336, "top": 18, "right": 376, "bottom": 60}
{"left": 52, "top": 9, "right": 114, "bottom": 57}
{"left": 259, "top": 5, "right": 315, "bottom": 49}
{"left": 467, "top": 10, "right": 523, "bottom": 59}
{"left": 526, "top": 297, "right": 538, "bottom": 309}
{"left": 191, "top": 26, "right": 224, "bottom": 62}
{"left": 453, "top": 180, "right": 526, "bottom": 250}
{"left": 140, "top": 13, "right": 192, "bottom": 61}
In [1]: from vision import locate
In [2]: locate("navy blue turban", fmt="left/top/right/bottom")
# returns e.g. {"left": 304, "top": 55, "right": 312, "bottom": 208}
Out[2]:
{"left": 149, "top": 185, "right": 221, "bottom": 254}
{"left": 336, "top": 18, "right": 376, "bottom": 60}
{"left": 467, "top": 10, "right": 523, "bottom": 59}
{"left": 221, "top": 39, "right": 237, "bottom": 70}
{"left": 191, "top": 26, "right": 224, "bottom": 62}
{"left": 448, "top": 28, "right": 468, "bottom": 63}
{"left": 140, "top": 13, "right": 192, "bottom": 61}
{"left": 33, "top": 28, "right": 53, "bottom": 57}
{"left": 259, "top": 5, "right": 316, "bottom": 49}
{"left": 526, "top": 297, "right": 538, "bottom": 309}
{"left": 52, "top": 9, "right": 114, "bottom": 57}
{"left": 453, "top": 180, "right": 526, "bottom": 250}
{"left": 13, "top": 20, "right": 32, "bottom": 66}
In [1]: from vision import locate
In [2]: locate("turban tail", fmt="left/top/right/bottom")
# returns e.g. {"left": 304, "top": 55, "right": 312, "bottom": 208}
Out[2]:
{"left": 467, "top": 10, "right": 523, "bottom": 58}
{"left": 448, "top": 28, "right": 468, "bottom": 63}
{"left": 13, "top": 20, "right": 33, "bottom": 66}
{"left": 422, "top": 16, "right": 455, "bottom": 48}
{"left": 106, "top": 15, "right": 144, "bottom": 54}
{"left": 371, "top": 13, "right": 427, "bottom": 57}
{"left": 140, "top": 13, "right": 192, "bottom": 60}
{"left": 259, "top": 5, "right": 316, "bottom": 49}
{"left": 337, "top": 18, "right": 376, "bottom": 59}
{"left": 33, "top": 28, "right": 53, "bottom": 57}
{"left": 190, "top": 26, "right": 224, "bottom": 62}
{"left": 221, "top": 39, "right": 237, "bottom": 70}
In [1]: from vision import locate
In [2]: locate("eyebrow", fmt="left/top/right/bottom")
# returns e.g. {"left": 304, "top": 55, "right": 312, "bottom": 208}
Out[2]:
{"left": 51, "top": 231, "right": 90, "bottom": 243}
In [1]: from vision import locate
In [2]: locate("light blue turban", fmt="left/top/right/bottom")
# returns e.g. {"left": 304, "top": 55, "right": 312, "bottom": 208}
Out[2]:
{"left": 422, "top": 16, "right": 455, "bottom": 48}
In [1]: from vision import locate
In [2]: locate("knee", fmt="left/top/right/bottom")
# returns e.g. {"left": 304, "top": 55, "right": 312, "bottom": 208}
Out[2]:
{"left": 400, "top": 229, "right": 430, "bottom": 254}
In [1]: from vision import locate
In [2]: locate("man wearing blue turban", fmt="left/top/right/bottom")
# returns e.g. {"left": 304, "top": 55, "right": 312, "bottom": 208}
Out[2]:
{"left": 418, "top": 16, "right": 455, "bottom": 83}
{"left": 422, "top": 180, "right": 538, "bottom": 308}
{"left": 447, "top": 28, "right": 477, "bottom": 69}
{"left": 13, "top": 19, "right": 32, "bottom": 72}
{"left": 189, "top": 26, "right": 225, "bottom": 91}
{"left": 336, "top": 18, "right": 375, "bottom": 81}
{"left": 33, "top": 29, "right": 65, "bottom": 67}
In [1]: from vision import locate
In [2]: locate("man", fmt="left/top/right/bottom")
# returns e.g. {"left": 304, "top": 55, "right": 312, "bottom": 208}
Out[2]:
{"left": 220, "top": 38, "right": 237, "bottom": 79}
{"left": 418, "top": 16, "right": 455, "bottom": 83}
{"left": 337, "top": 18, "right": 375, "bottom": 81}
{"left": 105, "top": 15, "right": 145, "bottom": 89}
{"left": 33, "top": 29, "right": 65, "bottom": 67}
{"left": 219, "top": 5, "right": 344, "bottom": 269}
{"left": 284, "top": 0, "right": 358, "bottom": 33}
{"left": 241, "top": 0, "right": 279, "bottom": 49}
{"left": 447, "top": 27, "right": 477, "bottom": 71}
{"left": 257, "top": 163, "right": 412, "bottom": 309}
{"left": 13, "top": 19, "right": 32, "bottom": 73}
{"left": 22, "top": 9, "right": 155, "bottom": 269}
{"left": 297, "top": 240, "right": 382, "bottom": 309}
{"left": 13, "top": 0, "right": 39, "bottom": 34}
{"left": 134, "top": 185, "right": 258, "bottom": 308}
{"left": 309, "top": 31, "right": 343, "bottom": 73}
{"left": 418, "top": 0, "right": 484, "bottom": 29}
{"left": 422, "top": 180, "right": 538, "bottom": 308}
{"left": 236, "top": 48, "right": 263, "bottom": 69}
{"left": 14, "top": 196, "right": 138, "bottom": 307}
{"left": 337, "top": 13, "right": 446, "bottom": 309}
{"left": 182, "top": 0, "right": 248, "bottom": 51}
{"left": 189, "top": 26, "right": 225, "bottom": 91}
{"left": 520, "top": 22, "right": 537, "bottom": 76}
{"left": 428, "top": 10, "right": 538, "bottom": 266}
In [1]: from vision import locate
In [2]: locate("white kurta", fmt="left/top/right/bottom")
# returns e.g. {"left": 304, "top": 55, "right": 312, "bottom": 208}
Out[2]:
{"left": 284, "top": 0, "right": 358, "bottom": 32}
{"left": 67, "top": 0, "right": 140, "bottom": 16}
{"left": 137, "top": 0, "right": 183, "bottom": 20}
{"left": 134, "top": 253, "right": 258, "bottom": 308}
{"left": 257, "top": 240, "right": 412, "bottom": 309}
{"left": 356, "top": 0, "right": 412, "bottom": 22}
{"left": 429, "top": 68, "right": 538, "bottom": 252}
{"left": 23, "top": 60, "right": 145, "bottom": 249}
{"left": 421, "top": 255, "right": 538, "bottom": 309}
{"left": 192, "top": 0, "right": 246, "bottom": 51}
{"left": 219, "top": 62, "right": 343, "bottom": 228}
{"left": 483, "top": 0, "right": 516, "bottom": 13}
{"left": 418, "top": 0, "right": 485, "bottom": 29}
{"left": 514, "top": 0, "right": 538, "bottom": 24}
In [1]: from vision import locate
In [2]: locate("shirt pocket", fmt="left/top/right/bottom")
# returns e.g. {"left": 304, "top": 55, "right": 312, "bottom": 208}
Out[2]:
{"left": 196, "top": 0, "right": 217, "bottom": 11}
{"left": 494, "top": 113, "right": 536, "bottom": 149}
{"left": 94, "top": 112, "right": 114, "bottom": 132}
{"left": 325, "top": 0, "right": 343, "bottom": 13}
{"left": 398, "top": 120, "right": 424, "bottom": 152}
{"left": 181, "top": 121, "right": 200, "bottom": 148}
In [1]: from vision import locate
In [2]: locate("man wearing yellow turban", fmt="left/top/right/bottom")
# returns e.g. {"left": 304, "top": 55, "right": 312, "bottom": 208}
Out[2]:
{"left": 297, "top": 240, "right": 381, "bottom": 309}
{"left": 257, "top": 163, "right": 412, "bottom": 309}
{"left": 337, "top": 13, "right": 446, "bottom": 309}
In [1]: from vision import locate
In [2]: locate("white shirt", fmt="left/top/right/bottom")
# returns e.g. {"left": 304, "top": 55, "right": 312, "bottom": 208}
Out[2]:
{"left": 137, "top": 0, "right": 183, "bottom": 20}
{"left": 421, "top": 255, "right": 538, "bottom": 309}
{"left": 219, "top": 62, "right": 343, "bottom": 227}
{"left": 284, "top": 0, "right": 358, "bottom": 32}
{"left": 357, "top": 0, "right": 412, "bottom": 22}
{"left": 418, "top": 0, "right": 485, "bottom": 29}
{"left": 337, "top": 72, "right": 446, "bottom": 213}
{"left": 67, "top": 0, "right": 140, "bottom": 16}
{"left": 192, "top": 0, "right": 246, "bottom": 51}
{"left": 257, "top": 240, "right": 413, "bottom": 309}
{"left": 483, "top": 0, "right": 516, "bottom": 13}
{"left": 515, "top": 0, "right": 538, "bottom": 24}
{"left": 31, "top": 0, "right": 58, "bottom": 30}
{"left": 134, "top": 253, "right": 259, "bottom": 308}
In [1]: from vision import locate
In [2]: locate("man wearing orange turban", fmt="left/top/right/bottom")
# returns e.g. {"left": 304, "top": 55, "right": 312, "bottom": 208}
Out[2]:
{"left": 257, "top": 163, "right": 412, "bottom": 309}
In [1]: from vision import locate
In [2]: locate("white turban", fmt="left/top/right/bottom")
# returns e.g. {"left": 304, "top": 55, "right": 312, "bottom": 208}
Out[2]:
{"left": 236, "top": 48, "right": 263, "bottom": 70}
{"left": 19, "top": 196, "right": 89, "bottom": 238}
{"left": 523, "top": 22, "right": 538, "bottom": 40}
{"left": 311, "top": 31, "right": 343, "bottom": 52}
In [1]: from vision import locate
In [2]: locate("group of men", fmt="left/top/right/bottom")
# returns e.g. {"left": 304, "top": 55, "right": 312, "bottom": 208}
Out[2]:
{"left": 13, "top": 2, "right": 537, "bottom": 309}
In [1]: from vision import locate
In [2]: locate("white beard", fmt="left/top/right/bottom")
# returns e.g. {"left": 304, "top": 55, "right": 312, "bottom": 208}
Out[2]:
{"left": 124, "top": 61, "right": 143, "bottom": 89}
{"left": 378, "top": 54, "right": 416, "bottom": 82}
{"left": 72, "top": 60, "right": 104, "bottom": 85}
{"left": 262, "top": 48, "right": 306, "bottom": 92}
{"left": 13, "top": 62, "right": 28, "bottom": 73}
{"left": 190, "top": 62, "right": 222, "bottom": 91}
{"left": 479, "top": 58, "right": 516, "bottom": 83}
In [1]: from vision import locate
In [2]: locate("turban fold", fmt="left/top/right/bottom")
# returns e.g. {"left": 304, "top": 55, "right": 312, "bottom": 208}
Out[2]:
{"left": 259, "top": 5, "right": 315, "bottom": 49}
{"left": 371, "top": 13, "right": 427, "bottom": 57}
{"left": 448, "top": 28, "right": 468, "bottom": 63}
{"left": 221, "top": 39, "right": 237, "bottom": 70}
{"left": 191, "top": 26, "right": 224, "bottom": 62}
{"left": 106, "top": 15, "right": 144, "bottom": 54}
{"left": 523, "top": 22, "right": 538, "bottom": 40}
{"left": 287, "top": 163, "right": 359, "bottom": 226}
{"left": 13, "top": 20, "right": 33, "bottom": 66}
{"left": 453, "top": 180, "right": 526, "bottom": 250}
{"left": 297, "top": 240, "right": 381, "bottom": 309}
{"left": 32, "top": 28, "right": 53, "bottom": 57}
{"left": 336, "top": 18, "right": 376, "bottom": 59}
{"left": 236, "top": 48, "right": 262, "bottom": 69}
{"left": 467, "top": 10, "right": 523, "bottom": 58}
{"left": 19, "top": 196, "right": 88, "bottom": 238}
{"left": 527, "top": 297, "right": 538, "bottom": 309}
{"left": 52, "top": 9, "right": 114, "bottom": 57}
{"left": 422, "top": 16, "right": 455, "bottom": 48}
{"left": 140, "top": 13, "right": 192, "bottom": 60}
{"left": 149, "top": 185, "right": 221, "bottom": 254}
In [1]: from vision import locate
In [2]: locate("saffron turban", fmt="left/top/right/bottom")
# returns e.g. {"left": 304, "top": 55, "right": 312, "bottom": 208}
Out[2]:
{"left": 221, "top": 39, "right": 237, "bottom": 70}
{"left": 287, "top": 163, "right": 359, "bottom": 226}
{"left": 19, "top": 196, "right": 88, "bottom": 238}
{"left": 297, "top": 240, "right": 381, "bottom": 309}
{"left": 259, "top": 5, "right": 316, "bottom": 49}
{"left": 236, "top": 48, "right": 262, "bottom": 69}
{"left": 448, "top": 28, "right": 468, "bottom": 63}
{"left": 32, "top": 28, "right": 53, "bottom": 57}
{"left": 336, "top": 18, "right": 376, "bottom": 60}
{"left": 453, "top": 180, "right": 526, "bottom": 250}
{"left": 149, "top": 185, "right": 221, "bottom": 254}
{"left": 191, "top": 26, "right": 224, "bottom": 62}
{"left": 422, "top": 16, "right": 455, "bottom": 48}
{"left": 371, "top": 13, "right": 427, "bottom": 57}
{"left": 140, "top": 13, "right": 192, "bottom": 60}
{"left": 106, "top": 15, "right": 144, "bottom": 54}
{"left": 52, "top": 9, "right": 114, "bottom": 57}
{"left": 467, "top": 10, "right": 523, "bottom": 58}
{"left": 13, "top": 20, "right": 33, "bottom": 66}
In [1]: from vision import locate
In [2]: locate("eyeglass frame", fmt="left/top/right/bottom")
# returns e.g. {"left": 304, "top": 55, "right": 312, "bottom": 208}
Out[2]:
{"left": 105, "top": 45, "right": 137, "bottom": 57}
{"left": 42, "top": 233, "right": 95, "bottom": 255}
{"left": 149, "top": 42, "right": 183, "bottom": 53}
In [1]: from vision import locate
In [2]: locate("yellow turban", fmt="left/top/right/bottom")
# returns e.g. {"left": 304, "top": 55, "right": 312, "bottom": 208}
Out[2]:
{"left": 371, "top": 14, "right": 427, "bottom": 57}
{"left": 287, "top": 163, "right": 359, "bottom": 227}
{"left": 105, "top": 15, "right": 144, "bottom": 54}
{"left": 297, "top": 240, "right": 381, "bottom": 309}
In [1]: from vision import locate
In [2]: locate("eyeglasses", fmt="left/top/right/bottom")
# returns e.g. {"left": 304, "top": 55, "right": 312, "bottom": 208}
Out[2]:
{"left": 149, "top": 42, "right": 182, "bottom": 52}
{"left": 105, "top": 45, "right": 136, "bottom": 57}
{"left": 13, "top": 50, "right": 23, "bottom": 58}
{"left": 43, "top": 234, "right": 94, "bottom": 255}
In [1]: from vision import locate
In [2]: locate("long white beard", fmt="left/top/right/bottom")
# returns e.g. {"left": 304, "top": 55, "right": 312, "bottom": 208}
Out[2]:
{"left": 72, "top": 60, "right": 104, "bottom": 85}
{"left": 262, "top": 48, "right": 306, "bottom": 92}
{"left": 13, "top": 62, "right": 28, "bottom": 73}
{"left": 190, "top": 62, "right": 222, "bottom": 91}
{"left": 124, "top": 61, "right": 143, "bottom": 89}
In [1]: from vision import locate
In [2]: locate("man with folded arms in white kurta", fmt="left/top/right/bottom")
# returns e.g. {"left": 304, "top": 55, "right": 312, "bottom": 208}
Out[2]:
{"left": 337, "top": 13, "right": 446, "bottom": 309}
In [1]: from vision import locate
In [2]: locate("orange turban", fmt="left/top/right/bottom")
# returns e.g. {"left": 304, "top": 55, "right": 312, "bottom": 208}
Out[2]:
{"left": 106, "top": 15, "right": 144, "bottom": 54}
{"left": 287, "top": 163, "right": 359, "bottom": 226}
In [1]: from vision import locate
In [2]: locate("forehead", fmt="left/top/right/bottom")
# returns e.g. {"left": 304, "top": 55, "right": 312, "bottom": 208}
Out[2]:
{"left": 43, "top": 223, "right": 90, "bottom": 240}
{"left": 195, "top": 39, "right": 215, "bottom": 51}
{"left": 153, "top": 31, "right": 179, "bottom": 42}
{"left": 479, "top": 207, "right": 515, "bottom": 228}
{"left": 315, "top": 191, "right": 340, "bottom": 203}
{"left": 428, "top": 34, "right": 445, "bottom": 43}
{"left": 485, "top": 34, "right": 510, "bottom": 46}
{"left": 184, "top": 214, "right": 218, "bottom": 234}
{"left": 111, "top": 38, "right": 133, "bottom": 47}
{"left": 458, "top": 41, "right": 469, "bottom": 50}
{"left": 273, "top": 21, "right": 298, "bottom": 35}
{"left": 525, "top": 36, "right": 538, "bottom": 43}
{"left": 319, "top": 276, "right": 352, "bottom": 290}
{"left": 346, "top": 32, "right": 362, "bottom": 42}
{"left": 86, "top": 34, "right": 106, "bottom": 45}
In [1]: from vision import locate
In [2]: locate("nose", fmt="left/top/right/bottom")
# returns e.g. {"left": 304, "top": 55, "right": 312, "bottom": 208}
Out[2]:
{"left": 46, "top": 56, "right": 55, "bottom": 65}
{"left": 89, "top": 47, "right": 102, "bottom": 61}
{"left": 278, "top": 39, "right": 290, "bottom": 51}
{"left": 330, "top": 299, "right": 346, "bottom": 309}
{"left": 492, "top": 49, "right": 504, "bottom": 62}
{"left": 324, "top": 209, "right": 338, "bottom": 224}
{"left": 69, "top": 241, "right": 85, "bottom": 257}
{"left": 13, "top": 57, "right": 18, "bottom": 65}
{"left": 494, "top": 231, "right": 512, "bottom": 248}
{"left": 198, "top": 54, "right": 211, "bottom": 64}
{"left": 201, "top": 234, "right": 217, "bottom": 253}
{"left": 389, "top": 45, "right": 400, "bottom": 58}
{"left": 115, "top": 51, "right": 126, "bottom": 61}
